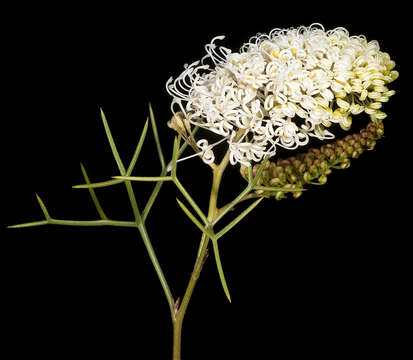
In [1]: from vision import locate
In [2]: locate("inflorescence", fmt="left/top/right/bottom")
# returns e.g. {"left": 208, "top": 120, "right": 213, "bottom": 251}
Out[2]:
{"left": 167, "top": 24, "right": 398, "bottom": 166}
{"left": 240, "top": 118, "right": 385, "bottom": 200}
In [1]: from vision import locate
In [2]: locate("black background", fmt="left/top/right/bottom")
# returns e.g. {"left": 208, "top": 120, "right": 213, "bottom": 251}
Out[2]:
{"left": 2, "top": 3, "right": 410, "bottom": 359}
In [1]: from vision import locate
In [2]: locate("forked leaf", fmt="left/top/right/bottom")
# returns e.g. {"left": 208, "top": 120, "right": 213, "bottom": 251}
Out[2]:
{"left": 113, "top": 176, "right": 173, "bottom": 182}
{"left": 253, "top": 186, "right": 305, "bottom": 192}
{"left": 216, "top": 197, "right": 263, "bottom": 240}
{"left": 251, "top": 155, "right": 269, "bottom": 187}
{"left": 149, "top": 103, "right": 166, "bottom": 171}
{"left": 100, "top": 108, "right": 126, "bottom": 175}
{"left": 73, "top": 179, "right": 123, "bottom": 189}
{"left": 80, "top": 163, "right": 108, "bottom": 220}
{"left": 126, "top": 118, "right": 149, "bottom": 176}
{"left": 73, "top": 119, "right": 149, "bottom": 190}
{"left": 8, "top": 220, "right": 49, "bottom": 229}
{"left": 212, "top": 239, "right": 232, "bottom": 303}
{"left": 8, "top": 218, "right": 137, "bottom": 229}
{"left": 36, "top": 194, "right": 50, "bottom": 220}
{"left": 171, "top": 136, "right": 179, "bottom": 179}
{"left": 173, "top": 179, "right": 208, "bottom": 225}
{"left": 175, "top": 198, "right": 213, "bottom": 239}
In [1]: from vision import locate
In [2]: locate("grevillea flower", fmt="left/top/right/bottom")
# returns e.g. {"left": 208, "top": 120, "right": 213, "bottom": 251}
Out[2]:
{"left": 166, "top": 24, "right": 398, "bottom": 166}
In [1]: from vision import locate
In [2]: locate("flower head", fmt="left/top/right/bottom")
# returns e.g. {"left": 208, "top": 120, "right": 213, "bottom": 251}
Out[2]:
{"left": 167, "top": 24, "right": 398, "bottom": 166}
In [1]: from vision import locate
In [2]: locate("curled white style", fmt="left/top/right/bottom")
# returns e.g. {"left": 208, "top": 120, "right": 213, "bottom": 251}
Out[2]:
{"left": 167, "top": 24, "right": 398, "bottom": 166}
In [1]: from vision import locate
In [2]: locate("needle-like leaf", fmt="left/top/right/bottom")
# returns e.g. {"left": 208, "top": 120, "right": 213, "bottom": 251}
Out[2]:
{"left": 149, "top": 103, "right": 166, "bottom": 171}
{"left": 8, "top": 220, "right": 49, "bottom": 229}
{"left": 171, "top": 136, "right": 179, "bottom": 179}
{"left": 176, "top": 197, "right": 231, "bottom": 302}
{"left": 251, "top": 155, "right": 269, "bottom": 187}
{"left": 36, "top": 193, "right": 50, "bottom": 220}
{"left": 175, "top": 198, "right": 214, "bottom": 239}
{"left": 142, "top": 126, "right": 200, "bottom": 221}
{"left": 173, "top": 178, "right": 208, "bottom": 225}
{"left": 126, "top": 118, "right": 149, "bottom": 175}
{"left": 80, "top": 163, "right": 108, "bottom": 220}
{"left": 253, "top": 186, "right": 305, "bottom": 192}
{"left": 212, "top": 185, "right": 252, "bottom": 226}
{"left": 100, "top": 108, "right": 126, "bottom": 175}
{"left": 211, "top": 239, "right": 231, "bottom": 302}
{"left": 73, "top": 179, "right": 124, "bottom": 189}
{"left": 216, "top": 197, "right": 263, "bottom": 240}
{"left": 113, "top": 176, "right": 173, "bottom": 182}
{"left": 8, "top": 219, "right": 137, "bottom": 228}
{"left": 73, "top": 119, "right": 149, "bottom": 189}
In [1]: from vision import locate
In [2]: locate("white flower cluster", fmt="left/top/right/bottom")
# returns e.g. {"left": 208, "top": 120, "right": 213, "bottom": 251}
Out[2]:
{"left": 167, "top": 24, "right": 398, "bottom": 166}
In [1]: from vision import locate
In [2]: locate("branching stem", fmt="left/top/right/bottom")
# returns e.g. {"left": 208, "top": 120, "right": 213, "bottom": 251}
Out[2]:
{"left": 171, "top": 133, "right": 243, "bottom": 359}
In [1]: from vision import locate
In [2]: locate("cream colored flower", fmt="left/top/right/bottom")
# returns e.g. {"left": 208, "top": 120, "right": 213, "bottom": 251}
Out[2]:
{"left": 167, "top": 24, "right": 398, "bottom": 166}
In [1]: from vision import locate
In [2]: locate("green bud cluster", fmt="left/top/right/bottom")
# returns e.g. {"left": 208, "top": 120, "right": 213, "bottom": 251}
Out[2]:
{"left": 240, "top": 119, "right": 384, "bottom": 200}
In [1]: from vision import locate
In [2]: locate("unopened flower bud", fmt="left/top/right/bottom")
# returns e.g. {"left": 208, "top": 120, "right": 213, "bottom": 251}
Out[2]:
{"left": 366, "top": 139, "right": 376, "bottom": 150}
{"left": 376, "top": 128, "right": 384, "bottom": 138}
{"left": 252, "top": 164, "right": 260, "bottom": 177}
{"left": 293, "top": 191, "right": 303, "bottom": 199}
{"left": 320, "top": 160, "right": 328, "bottom": 171}
{"left": 335, "top": 146, "right": 344, "bottom": 155}
{"left": 324, "top": 148, "right": 334, "bottom": 157}
{"left": 318, "top": 174, "right": 327, "bottom": 184}
{"left": 273, "top": 166, "right": 284, "bottom": 177}
{"left": 309, "top": 165, "right": 318, "bottom": 177}
{"left": 360, "top": 130, "right": 369, "bottom": 138}
{"left": 270, "top": 178, "right": 282, "bottom": 186}
{"left": 351, "top": 150, "right": 360, "bottom": 159}
{"left": 304, "top": 156, "right": 313, "bottom": 167}
{"left": 340, "top": 159, "right": 351, "bottom": 169}
{"left": 345, "top": 145, "right": 354, "bottom": 156}
{"left": 279, "top": 159, "right": 290, "bottom": 167}
{"left": 261, "top": 170, "right": 270, "bottom": 183}
{"left": 292, "top": 159, "right": 301, "bottom": 169}
{"left": 310, "top": 148, "right": 321, "bottom": 156}
{"left": 303, "top": 172, "right": 312, "bottom": 183}
{"left": 240, "top": 164, "right": 249, "bottom": 179}
{"left": 167, "top": 112, "right": 190, "bottom": 136}
{"left": 289, "top": 173, "right": 298, "bottom": 183}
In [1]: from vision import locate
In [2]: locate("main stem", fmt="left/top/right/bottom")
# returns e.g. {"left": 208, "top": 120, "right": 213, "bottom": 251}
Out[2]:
{"left": 172, "top": 152, "right": 230, "bottom": 360}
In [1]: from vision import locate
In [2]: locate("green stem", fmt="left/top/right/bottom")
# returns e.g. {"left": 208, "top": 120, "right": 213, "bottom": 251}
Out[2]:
{"left": 172, "top": 151, "right": 230, "bottom": 360}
